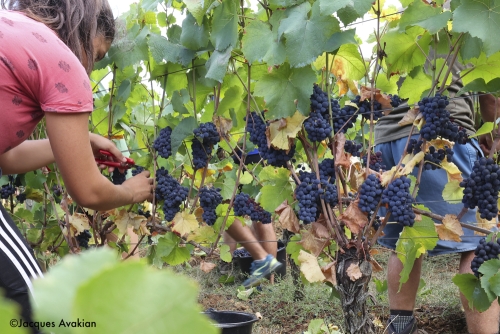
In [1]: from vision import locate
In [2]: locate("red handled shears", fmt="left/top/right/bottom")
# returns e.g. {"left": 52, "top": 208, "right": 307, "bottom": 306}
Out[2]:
{"left": 95, "top": 150, "right": 135, "bottom": 170}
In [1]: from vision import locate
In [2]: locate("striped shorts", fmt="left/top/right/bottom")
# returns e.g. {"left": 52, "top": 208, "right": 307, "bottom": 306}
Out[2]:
{"left": 0, "top": 201, "right": 43, "bottom": 325}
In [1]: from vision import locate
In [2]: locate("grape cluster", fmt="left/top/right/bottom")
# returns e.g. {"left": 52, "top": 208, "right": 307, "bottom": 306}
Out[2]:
{"left": 319, "top": 159, "right": 336, "bottom": 182}
{"left": 52, "top": 185, "right": 62, "bottom": 197}
{"left": 245, "top": 112, "right": 295, "bottom": 168}
{"left": 233, "top": 248, "right": 251, "bottom": 258}
{"left": 335, "top": 104, "right": 357, "bottom": 134}
{"left": 363, "top": 151, "right": 386, "bottom": 171}
{"left": 153, "top": 126, "right": 172, "bottom": 159}
{"left": 389, "top": 94, "right": 403, "bottom": 108}
{"left": 471, "top": 237, "right": 500, "bottom": 277}
{"left": 370, "top": 214, "right": 382, "bottom": 231}
{"left": 418, "top": 94, "right": 469, "bottom": 144}
{"left": 111, "top": 170, "right": 126, "bottom": 185}
{"left": 355, "top": 97, "right": 383, "bottom": 121}
{"left": 304, "top": 111, "right": 332, "bottom": 142}
{"left": 16, "top": 193, "right": 26, "bottom": 204}
{"left": 310, "top": 84, "right": 356, "bottom": 134}
{"left": 191, "top": 122, "right": 220, "bottom": 170}
{"left": 424, "top": 146, "right": 453, "bottom": 170}
{"left": 233, "top": 193, "right": 272, "bottom": 224}
{"left": 155, "top": 167, "right": 189, "bottom": 221}
{"left": 295, "top": 173, "right": 320, "bottom": 224}
{"left": 199, "top": 187, "right": 223, "bottom": 226}
{"left": 320, "top": 182, "right": 338, "bottom": 207}
{"left": 344, "top": 140, "right": 362, "bottom": 157}
{"left": 381, "top": 176, "right": 415, "bottom": 227}
{"left": 138, "top": 209, "right": 151, "bottom": 218}
{"left": 358, "top": 174, "right": 383, "bottom": 214}
{"left": 132, "top": 165, "right": 145, "bottom": 177}
{"left": 76, "top": 230, "right": 92, "bottom": 249}
{"left": 406, "top": 139, "right": 423, "bottom": 155}
{"left": 461, "top": 157, "right": 500, "bottom": 220}
{"left": 0, "top": 184, "right": 15, "bottom": 199}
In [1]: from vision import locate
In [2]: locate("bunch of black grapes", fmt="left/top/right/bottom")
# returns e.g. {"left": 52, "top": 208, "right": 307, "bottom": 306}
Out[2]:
{"left": 319, "top": 158, "right": 336, "bottom": 182}
{"left": 191, "top": 122, "right": 220, "bottom": 170}
{"left": 233, "top": 248, "right": 251, "bottom": 257}
{"left": 363, "top": 151, "right": 386, "bottom": 171}
{"left": 0, "top": 184, "right": 15, "bottom": 199}
{"left": 76, "top": 230, "right": 92, "bottom": 249}
{"left": 310, "top": 84, "right": 356, "bottom": 134}
{"left": 132, "top": 165, "right": 145, "bottom": 177}
{"left": 418, "top": 94, "right": 468, "bottom": 144}
{"left": 471, "top": 237, "right": 500, "bottom": 277}
{"left": 153, "top": 126, "right": 172, "bottom": 159}
{"left": 381, "top": 176, "right": 415, "bottom": 227}
{"left": 155, "top": 167, "right": 189, "bottom": 221}
{"left": 461, "top": 157, "right": 500, "bottom": 220}
{"left": 294, "top": 171, "right": 337, "bottom": 224}
{"left": 304, "top": 111, "right": 332, "bottom": 142}
{"left": 111, "top": 169, "right": 126, "bottom": 185}
{"left": 344, "top": 140, "right": 362, "bottom": 157}
{"left": 199, "top": 187, "right": 223, "bottom": 226}
{"left": 354, "top": 96, "right": 384, "bottom": 120}
{"left": 389, "top": 94, "right": 403, "bottom": 108}
{"left": 245, "top": 112, "right": 295, "bottom": 168}
{"left": 233, "top": 193, "right": 272, "bottom": 224}
{"left": 423, "top": 146, "right": 453, "bottom": 170}
{"left": 358, "top": 174, "right": 383, "bottom": 214}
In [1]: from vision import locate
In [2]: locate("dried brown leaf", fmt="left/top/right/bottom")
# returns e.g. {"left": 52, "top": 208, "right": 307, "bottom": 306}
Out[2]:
{"left": 275, "top": 200, "right": 300, "bottom": 233}
{"left": 298, "top": 250, "right": 326, "bottom": 283}
{"left": 346, "top": 263, "right": 362, "bottom": 281}
{"left": 213, "top": 116, "right": 232, "bottom": 138}
{"left": 200, "top": 261, "right": 217, "bottom": 273}
{"left": 298, "top": 229, "right": 329, "bottom": 257}
{"left": 370, "top": 258, "right": 384, "bottom": 273}
{"left": 435, "top": 214, "right": 463, "bottom": 242}
{"left": 398, "top": 107, "right": 420, "bottom": 125}
{"left": 321, "top": 261, "right": 337, "bottom": 286}
{"left": 311, "top": 222, "right": 330, "bottom": 240}
{"left": 475, "top": 211, "right": 496, "bottom": 236}
{"left": 339, "top": 199, "right": 369, "bottom": 235}
{"left": 334, "top": 132, "right": 350, "bottom": 168}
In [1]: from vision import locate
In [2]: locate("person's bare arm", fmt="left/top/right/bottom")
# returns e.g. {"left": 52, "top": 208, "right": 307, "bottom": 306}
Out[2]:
{"left": 45, "top": 112, "right": 153, "bottom": 211}
{"left": 0, "top": 139, "right": 54, "bottom": 175}
{"left": 478, "top": 95, "right": 500, "bottom": 156}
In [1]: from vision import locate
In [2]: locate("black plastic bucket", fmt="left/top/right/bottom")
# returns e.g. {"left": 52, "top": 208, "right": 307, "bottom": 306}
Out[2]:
{"left": 203, "top": 309, "right": 258, "bottom": 334}
{"left": 237, "top": 241, "right": 286, "bottom": 279}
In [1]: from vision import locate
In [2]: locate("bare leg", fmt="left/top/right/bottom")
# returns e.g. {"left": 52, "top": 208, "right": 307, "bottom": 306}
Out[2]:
{"left": 387, "top": 252, "right": 423, "bottom": 311}
{"left": 251, "top": 222, "right": 277, "bottom": 257}
{"left": 460, "top": 251, "right": 500, "bottom": 334}
{"left": 226, "top": 220, "right": 267, "bottom": 260}
{"left": 223, "top": 231, "right": 237, "bottom": 256}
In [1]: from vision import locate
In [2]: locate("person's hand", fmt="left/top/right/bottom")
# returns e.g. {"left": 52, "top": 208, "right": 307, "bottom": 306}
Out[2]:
{"left": 478, "top": 133, "right": 500, "bottom": 157}
{"left": 89, "top": 133, "right": 127, "bottom": 172}
{"left": 121, "top": 170, "right": 154, "bottom": 203}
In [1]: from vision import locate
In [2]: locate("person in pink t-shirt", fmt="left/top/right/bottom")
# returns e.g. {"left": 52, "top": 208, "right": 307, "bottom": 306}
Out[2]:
{"left": 0, "top": 0, "right": 153, "bottom": 329}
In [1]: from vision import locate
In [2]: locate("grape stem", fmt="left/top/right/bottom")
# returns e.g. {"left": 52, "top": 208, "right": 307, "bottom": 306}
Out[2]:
{"left": 370, "top": 212, "right": 391, "bottom": 246}
{"left": 123, "top": 235, "right": 145, "bottom": 260}
{"left": 190, "top": 167, "right": 208, "bottom": 214}
{"left": 287, "top": 162, "right": 301, "bottom": 184}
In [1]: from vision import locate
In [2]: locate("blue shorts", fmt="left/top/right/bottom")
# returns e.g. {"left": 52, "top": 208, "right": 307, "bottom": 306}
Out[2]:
{"left": 375, "top": 136, "right": 485, "bottom": 256}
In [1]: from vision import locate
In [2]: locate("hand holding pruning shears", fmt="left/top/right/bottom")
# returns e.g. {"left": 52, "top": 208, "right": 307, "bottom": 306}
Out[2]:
{"left": 89, "top": 133, "right": 133, "bottom": 172}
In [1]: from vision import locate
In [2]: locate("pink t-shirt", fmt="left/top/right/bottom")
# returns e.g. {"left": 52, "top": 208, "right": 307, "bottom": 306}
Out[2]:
{"left": 0, "top": 10, "right": 93, "bottom": 154}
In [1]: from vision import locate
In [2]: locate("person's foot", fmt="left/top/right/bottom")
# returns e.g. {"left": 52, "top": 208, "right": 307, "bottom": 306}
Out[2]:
{"left": 242, "top": 255, "right": 283, "bottom": 288}
{"left": 384, "top": 316, "right": 418, "bottom": 334}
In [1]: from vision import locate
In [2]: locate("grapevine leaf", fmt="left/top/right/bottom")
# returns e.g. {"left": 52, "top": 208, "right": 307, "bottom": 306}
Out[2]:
{"left": 298, "top": 250, "right": 326, "bottom": 283}
{"left": 298, "top": 229, "right": 329, "bottom": 257}
{"left": 254, "top": 63, "right": 316, "bottom": 119}
{"left": 261, "top": 183, "right": 294, "bottom": 213}
{"left": 24, "top": 171, "right": 47, "bottom": 190}
{"left": 187, "top": 225, "right": 217, "bottom": 244}
{"left": 460, "top": 34, "right": 483, "bottom": 62}
{"left": 155, "top": 233, "right": 180, "bottom": 260}
{"left": 219, "top": 177, "right": 236, "bottom": 200}
{"left": 180, "top": 13, "right": 210, "bottom": 50}
{"left": 286, "top": 234, "right": 304, "bottom": 263}
{"left": 277, "top": 2, "right": 341, "bottom": 68}
{"left": 321, "top": 262, "right": 337, "bottom": 286}
{"left": 114, "top": 209, "right": 147, "bottom": 235}
{"left": 457, "top": 78, "right": 500, "bottom": 96}
{"left": 211, "top": 0, "right": 238, "bottom": 51}
{"left": 339, "top": 200, "right": 368, "bottom": 235}
{"left": 200, "top": 261, "right": 217, "bottom": 273}
{"left": 148, "top": 33, "right": 195, "bottom": 67}
{"left": 220, "top": 244, "right": 232, "bottom": 263}
{"left": 275, "top": 200, "right": 300, "bottom": 233}
{"left": 268, "top": 0, "right": 305, "bottom": 9}
{"left": 396, "top": 217, "right": 438, "bottom": 286}
{"left": 376, "top": 74, "right": 399, "bottom": 95}
{"left": 381, "top": 27, "right": 431, "bottom": 75}
{"left": 471, "top": 121, "right": 494, "bottom": 137}
{"left": 441, "top": 161, "right": 463, "bottom": 182}
{"left": 268, "top": 111, "right": 307, "bottom": 150}
{"left": 217, "top": 85, "right": 244, "bottom": 116}
{"left": 170, "top": 117, "right": 198, "bottom": 155}
{"left": 488, "top": 271, "right": 500, "bottom": 296}
{"left": 346, "top": 263, "right": 363, "bottom": 281}
{"left": 453, "top": 273, "right": 493, "bottom": 312}
{"left": 330, "top": 44, "right": 366, "bottom": 82}
{"left": 400, "top": 151, "right": 425, "bottom": 175}
{"left": 205, "top": 47, "right": 232, "bottom": 83}
{"left": 398, "top": 1, "right": 452, "bottom": 34}
{"left": 69, "top": 213, "right": 91, "bottom": 235}
{"left": 108, "top": 23, "right": 149, "bottom": 69}
{"left": 435, "top": 214, "right": 463, "bottom": 242}
{"left": 398, "top": 107, "right": 419, "bottom": 125}
{"left": 33, "top": 249, "right": 118, "bottom": 325}
{"left": 184, "top": 0, "right": 215, "bottom": 25}
{"left": 460, "top": 52, "right": 500, "bottom": 86}
{"left": 241, "top": 20, "right": 286, "bottom": 66}
{"left": 479, "top": 259, "right": 500, "bottom": 301}
{"left": 324, "top": 29, "right": 357, "bottom": 53}
{"left": 442, "top": 180, "right": 464, "bottom": 203}
{"left": 475, "top": 211, "right": 496, "bottom": 235}
{"left": 172, "top": 211, "right": 199, "bottom": 237}
{"left": 72, "top": 252, "right": 217, "bottom": 334}
{"left": 399, "top": 67, "right": 432, "bottom": 104}
{"left": 0, "top": 298, "right": 27, "bottom": 334}
{"left": 452, "top": 0, "right": 500, "bottom": 56}
{"left": 319, "top": 0, "right": 372, "bottom": 17}
{"left": 163, "top": 245, "right": 191, "bottom": 266}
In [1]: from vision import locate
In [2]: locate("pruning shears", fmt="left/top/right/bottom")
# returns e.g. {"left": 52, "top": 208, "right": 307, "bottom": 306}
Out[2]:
{"left": 95, "top": 150, "right": 135, "bottom": 170}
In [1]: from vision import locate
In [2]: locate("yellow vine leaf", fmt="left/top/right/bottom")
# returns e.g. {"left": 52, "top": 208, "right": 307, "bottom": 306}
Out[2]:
{"left": 435, "top": 214, "right": 463, "bottom": 242}
{"left": 442, "top": 180, "right": 463, "bottom": 204}
{"left": 475, "top": 211, "right": 496, "bottom": 236}
{"left": 298, "top": 250, "right": 326, "bottom": 283}
{"left": 442, "top": 161, "right": 463, "bottom": 182}
{"left": 401, "top": 152, "right": 425, "bottom": 175}
{"left": 69, "top": 213, "right": 90, "bottom": 235}
{"left": 114, "top": 209, "right": 147, "bottom": 235}
{"left": 172, "top": 211, "right": 199, "bottom": 237}
{"left": 268, "top": 111, "right": 307, "bottom": 150}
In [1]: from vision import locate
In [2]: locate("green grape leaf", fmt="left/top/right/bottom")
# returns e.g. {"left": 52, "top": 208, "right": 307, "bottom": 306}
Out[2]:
{"left": 218, "top": 177, "right": 236, "bottom": 200}
{"left": 108, "top": 24, "right": 149, "bottom": 69}
{"left": 453, "top": 0, "right": 500, "bottom": 56}
{"left": 181, "top": 13, "right": 210, "bottom": 50}
{"left": 33, "top": 249, "right": 117, "bottom": 327}
{"left": 0, "top": 298, "right": 27, "bottom": 334}
{"left": 332, "top": 44, "right": 366, "bottom": 81}
{"left": 73, "top": 256, "right": 217, "bottom": 334}
{"left": 398, "top": 1, "right": 452, "bottom": 34}
{"left": 277, "top": 2, "right": 340, "bottom": 68}
{"left": 184, "top": 0, "right": 215, "bottom": 25}
{"left": 268, "top": 0, "right": 305, "bottom": 9}
{"left": 187, "top": 226, "right": 218, "bottom": 244}
{"left": 220, "top": 244, "right": 232, "bottom": 262}
{"left": 260, "top": 184, "right": 294, "bottom": 213}
{"left": 460, "top": 33, "right": 482, "bottom": 61}
{"left": 254, "top": 63, "right": 316, "bottom": 119}
{"left": 142, "top": 0, "right": 162, "bottom": 11}
{"left": 453, "top": 273, "right": 493, "bottom": 312}
{"left": 286, "top": 234, "right": 304, "bottom": 263}
{"left": 460, "top": 52, "right": 500, "bottom": 86}
{"left": 241, "top": 20, "right": 286, "bottom": 66}
{"left": 381, "top": 27, "right": 431, "bottom": 75}
{"left": 24, "top": 171, "right": 47, "bottom": 190}
{"left": 472, "top": 122, "right": 495, "bottom": 137}
{"left": 211, "top": 0, "right": 239, "bottom": 51}
{"left": 163, "top": 245, "right": 191, "bottom": 266}
{"left": 479, "top": 259, "right": 500, "bottom": 301}
{"left": 399, "top": 67, "right": 432, "bottom": 104}
{"left": 337, "top": 6, "right": 363, "bottom": 26}
{"left": 324, "top": 29, "right": 357, "bottom": 53}
{"left": 205, "top": 47, "right": 232, "bottom": 83}
{"left": 395, "top": 217, "right": 438, "bottom": 287}
{"left": 442, "top": 180, "right": 463, "bottom": 204}
{"left": 217, "top": 85, "right": 244, "bottom": 116}
{"left": 319, "top": 0, "right": 373, "bottom": 17}
{"left": 148, "top": 33, "right": 195, "bottom": 67}
{"left": 170, "top": 117, "right": 198, "bottom": 155}
{"left": 457, "top": 78, "right": 500, "bottom": 96}
{"left": 488, "top": 272, "right": 500, "bottom": 296}
{"left": 376, "top": 74, "right": 399, "bottom": 95}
